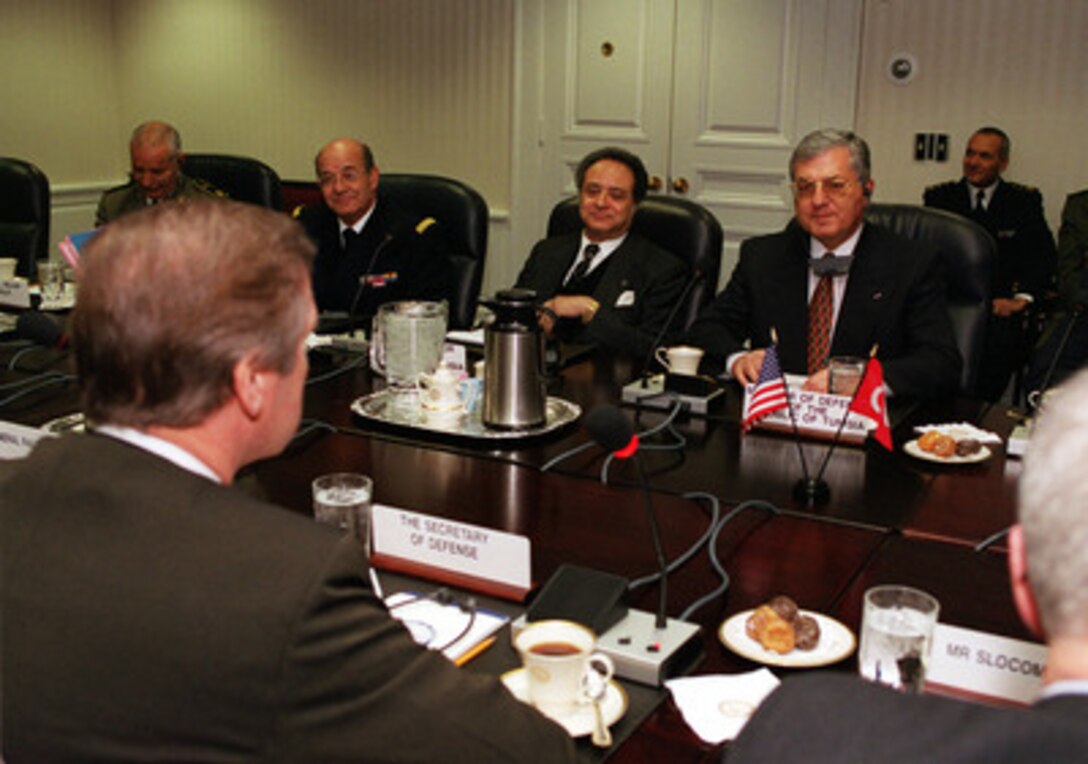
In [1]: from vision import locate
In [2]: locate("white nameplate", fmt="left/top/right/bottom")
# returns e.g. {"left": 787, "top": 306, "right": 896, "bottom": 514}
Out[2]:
{"left": 0, "top": 419, "right": 55, "bottom": 460}
{"left": 744, "top": 375, "right": 868, "bottom": 445}
{"left": 927, "top": 623, "right": 1047, "bottom": 706}
{"left": 0, "top": 278, "right": 31, "bottom": 308}
{"left": 370, "top": 504, "right": 532, "bottom": 601}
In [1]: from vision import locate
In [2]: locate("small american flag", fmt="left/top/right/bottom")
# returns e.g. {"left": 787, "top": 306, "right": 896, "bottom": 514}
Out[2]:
{"left": 743, "top": 345, "right": 788, "bottom": 432}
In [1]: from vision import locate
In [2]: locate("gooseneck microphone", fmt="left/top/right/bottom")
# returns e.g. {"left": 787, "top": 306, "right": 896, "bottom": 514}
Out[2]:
{"left": 637, "top": 267, "right": 705, "bottom": 387}
{"left": 347, "top": 232, "right": 395, "bottom": 338}
{"left": 587, "top": 404, "right": 669, "bottom": 628}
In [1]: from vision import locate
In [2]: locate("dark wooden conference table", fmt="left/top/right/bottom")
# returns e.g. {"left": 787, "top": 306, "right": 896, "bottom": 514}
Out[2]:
{"left": 1, "top": 342, "right": 1034, "bottom": 763}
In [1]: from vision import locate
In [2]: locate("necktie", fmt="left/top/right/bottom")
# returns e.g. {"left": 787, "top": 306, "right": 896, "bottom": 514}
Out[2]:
{"left": 807, "top": 252, "right": 834, "bottom": 374}
{"left": 342, "top": 228, "right": 358, "bottom": 251}
{"left": 975, "top": 189, "right": 986, "bottom": 212}
{"left": 567, "top": 243, "right": 600, "bottom": 284}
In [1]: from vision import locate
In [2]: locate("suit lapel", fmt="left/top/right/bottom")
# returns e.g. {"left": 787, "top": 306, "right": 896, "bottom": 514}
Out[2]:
{"left": 832, "top": 225, "right": 893, "bottom": 355}
{"left": 540, "top": 235, "right": 580, "bottom": 297}
{"left": 593, "top": 236, "right": 639, "bottom": 310}
{"left": 771, "top": 225, "right": 812, "bottom": 372}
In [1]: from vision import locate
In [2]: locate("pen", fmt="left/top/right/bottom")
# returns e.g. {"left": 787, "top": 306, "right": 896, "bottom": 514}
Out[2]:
{"left": 454, "top": 636, "right": 496, "bottom": 667}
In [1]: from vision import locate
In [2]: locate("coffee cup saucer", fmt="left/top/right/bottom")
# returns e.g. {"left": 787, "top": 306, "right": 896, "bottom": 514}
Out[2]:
{"left": 500, "top": 668, "right": 628, "bottom": 737}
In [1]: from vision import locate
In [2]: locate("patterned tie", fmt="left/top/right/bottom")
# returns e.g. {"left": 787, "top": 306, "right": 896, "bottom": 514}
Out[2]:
{"left": 807, "top": 252, "right": 835, "bottom": 374}
{"left": 567, "top": 243, "right": 600, "bottom": 284}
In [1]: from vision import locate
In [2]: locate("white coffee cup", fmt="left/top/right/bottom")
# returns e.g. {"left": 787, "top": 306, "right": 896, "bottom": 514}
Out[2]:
{"left": 419, "top": 362, "right": 464, "bottom": 411}
{"left": 0, "top": 258, "right": 17, "bottom": 280}
{"left": 655, "top": 345, "right": 704, "bottom": 376}
{"left": 514, "top": 620, "right": 614, "bottom": 716}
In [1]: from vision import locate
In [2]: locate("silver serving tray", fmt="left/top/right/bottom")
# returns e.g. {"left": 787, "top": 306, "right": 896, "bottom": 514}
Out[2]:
{"left": 350, "top": 389, "right": 581, "bottom": 442}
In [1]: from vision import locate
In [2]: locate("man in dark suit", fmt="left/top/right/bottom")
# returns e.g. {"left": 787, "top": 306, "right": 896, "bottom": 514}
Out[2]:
{"left": 0, "top": 200, "right": 576, "bottom": 761}
{"left": 1026, "top": 188, "right": 1088, "bottom": 394}
{"left": 297, "top": 138, "right": 452, "bottom": 325}
{"left": 95, "top": 120, "right": 224, "bottom": 225}
{"left": 686, "top": 129, "right": 960, "bottom": 400}
{"left": 727, "top": 367, "right": 1088, "bottom": 762}
{"left": 515, "top": 146, "right": 688, "bottom": 359}
{"left": 925, "top": 126, "right": 1057, "bottom": 401}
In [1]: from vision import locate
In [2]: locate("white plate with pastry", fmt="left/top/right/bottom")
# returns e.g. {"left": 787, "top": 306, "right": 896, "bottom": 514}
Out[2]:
{"left": 904, "top": 439, "right": 991, "bottom": 464}
{"left": 720, "top": 609, "right": 855, "bottom": 668}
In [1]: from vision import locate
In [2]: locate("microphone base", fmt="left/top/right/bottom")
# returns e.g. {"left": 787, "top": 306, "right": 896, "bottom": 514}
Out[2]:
{"left": 793, "top": 477, "right": 831, "bottom": 506}
{"left": 512, "top": 609, "right": 703, "bottom": 686}
{"left": 621, "top": 374, "right": 724, "bottom": 417}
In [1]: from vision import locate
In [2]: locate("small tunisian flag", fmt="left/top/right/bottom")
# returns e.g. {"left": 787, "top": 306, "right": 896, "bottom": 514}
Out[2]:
{"left": 848, "top": 357, "right": 893, "bottom": 450}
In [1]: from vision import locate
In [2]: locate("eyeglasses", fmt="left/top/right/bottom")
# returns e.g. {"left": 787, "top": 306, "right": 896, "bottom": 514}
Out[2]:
{"left": 792, "top": 177, "right": 857, "bottom": 199}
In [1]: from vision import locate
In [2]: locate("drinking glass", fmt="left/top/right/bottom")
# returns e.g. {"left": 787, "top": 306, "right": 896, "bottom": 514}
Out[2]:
{"left": 858, "top": 585, "right": 940, "bottom": 693}
{"left": 311, "top": 473, "right": 373, "bottom": 554}
{"left": 829, "top": 356, "right": 866, "bottom": 396}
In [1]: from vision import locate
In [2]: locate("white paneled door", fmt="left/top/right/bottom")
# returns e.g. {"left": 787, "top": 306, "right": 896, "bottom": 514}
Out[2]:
{"left": 523, "top": 0, "right": 862, "bottom": 286}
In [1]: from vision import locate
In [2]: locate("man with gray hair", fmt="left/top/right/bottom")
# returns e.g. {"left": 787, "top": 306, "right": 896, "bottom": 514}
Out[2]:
{"left": 686, "top": 128, "right": 960, "bottom": 399}
{"left": 95, "top": 119, "right": 223, "bottom": 225}
{"left": 0, "top": 200, "right": 575, "bottom": 761}
{"left": 726, "top": 368, "right": 1088, "bottom": 761}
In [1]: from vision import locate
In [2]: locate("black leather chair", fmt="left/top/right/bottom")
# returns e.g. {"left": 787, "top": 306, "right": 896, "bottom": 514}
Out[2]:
{"left": 546, "top": 194, "right": 723, "bottom": 330}
{"left": 864, "top": 203, "right": 995, "bottom": 396}
{"left": 379, "top": 174, "right": 489, "bottom": 329}
{"left": 0, "top": 157, "right": 50, "bottom": 280}
{"left": 184, "top": 153, "right": 282, "bottom": 210}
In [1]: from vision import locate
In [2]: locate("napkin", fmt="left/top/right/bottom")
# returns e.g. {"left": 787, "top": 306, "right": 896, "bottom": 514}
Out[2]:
{"left": 665, "top": 669, "right": 781, "bottom": 744}
{"left": 913, "top": 422, "right": 1002, "bottom": 444}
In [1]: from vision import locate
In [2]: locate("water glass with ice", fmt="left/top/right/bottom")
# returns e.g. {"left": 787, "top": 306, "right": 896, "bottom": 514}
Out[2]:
{"left": 858, "top": 585, "right": 940, "bottom": 693}
{"left": 311, "top": 473, "right": 373, "bottom": 554}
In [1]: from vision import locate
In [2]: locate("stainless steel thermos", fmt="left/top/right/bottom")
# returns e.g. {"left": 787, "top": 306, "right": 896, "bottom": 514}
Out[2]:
{"left": 482, "top": 288, "right": 547, "bottom": 429}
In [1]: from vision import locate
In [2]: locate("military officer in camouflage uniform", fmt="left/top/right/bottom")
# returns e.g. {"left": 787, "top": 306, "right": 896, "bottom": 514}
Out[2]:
{"left": 925, "top": 126, "right": 1057, "bottom": 401}
{"left": 95, "top": 121, "right": 223, "bottom": 226}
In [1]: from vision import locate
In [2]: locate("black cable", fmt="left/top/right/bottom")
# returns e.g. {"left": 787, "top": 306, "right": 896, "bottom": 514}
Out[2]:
{"left": 974, "top": 526, "right": 1011, "bottom": 553}
{"left": 628, "top": 491, "right": 720, "bottom": 590}
{"left": 679, "top": 499, "right": 781, "bottom": 621}
{"left": 305, "top": 353, "right": 368, "bottom": 386}
{"left": 0, "top": 373, "right": 75, "bottom": 408}
{"left": 386, "top": 587, "right": 479, "bottom": 652}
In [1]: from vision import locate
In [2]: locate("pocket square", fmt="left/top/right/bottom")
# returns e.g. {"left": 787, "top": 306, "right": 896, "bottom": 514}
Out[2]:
{"left": 615, "top": 289, "right": 636, "bottom": 307}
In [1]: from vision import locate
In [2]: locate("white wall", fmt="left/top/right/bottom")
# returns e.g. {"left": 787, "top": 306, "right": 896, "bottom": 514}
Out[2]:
{"left": 4, "top": 0, "right": 1088, "bottom": 288}
{"left": 0, "top": 0, "right": 516, "bottom": 292}
{"left": 856, "top": 0, "right": 1088, "bottom": 231}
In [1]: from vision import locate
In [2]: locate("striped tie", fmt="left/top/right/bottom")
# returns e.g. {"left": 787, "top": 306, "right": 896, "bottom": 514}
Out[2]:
{"left": 807, "top": 252, "right": 835, "bottom": 374}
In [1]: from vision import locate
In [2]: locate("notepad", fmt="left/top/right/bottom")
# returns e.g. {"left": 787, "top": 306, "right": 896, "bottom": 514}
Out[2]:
{"left": 386, "top": 591, "right": 509, "bottom": 661}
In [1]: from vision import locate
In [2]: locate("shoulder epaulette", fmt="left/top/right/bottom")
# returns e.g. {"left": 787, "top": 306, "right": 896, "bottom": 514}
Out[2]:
{"left": 193, "top": 178, "right": 228, "bottom": 198}
{"left": 925, "top": 180, "right": 958, "bottom": 194}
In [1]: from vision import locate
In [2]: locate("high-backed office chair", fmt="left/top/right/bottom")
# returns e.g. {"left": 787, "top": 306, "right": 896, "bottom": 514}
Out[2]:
{"left": 185, "top": 153, "right": 282, "bottom": 210}
{"left": 0, "top": 157, "right": 50, "bottom": 280}
{"left": 378, "top": 174, "right": 489, "bottom": 329}
{"left": 546, "top": 194, "right": 723, "bottom": 330}
{"left": 280, "top": 180, "right": 323, "bottom": 216}
{"left": 864, "top": 203, "right": 995, "bottom": 396}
